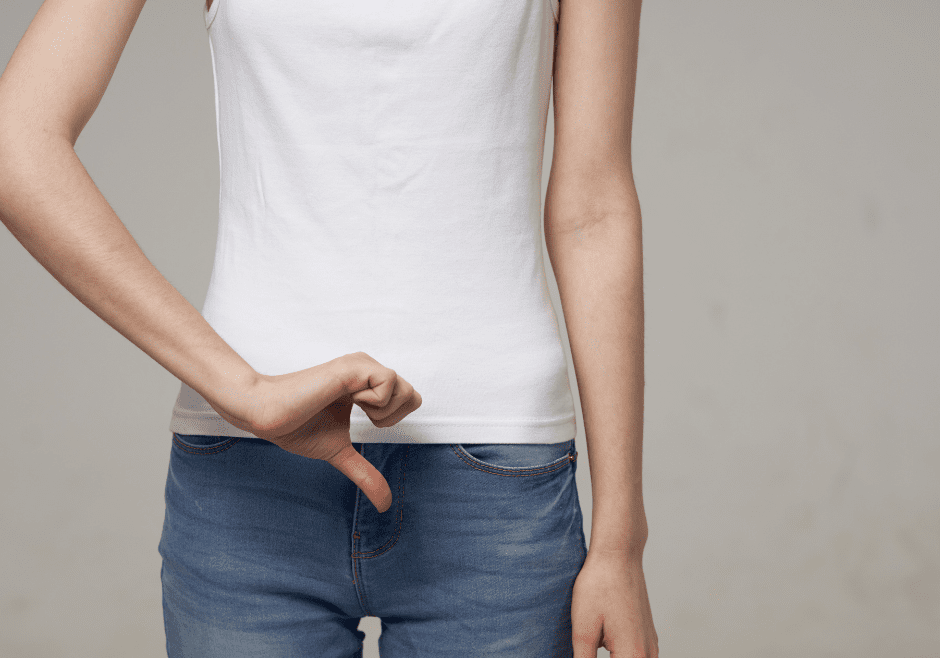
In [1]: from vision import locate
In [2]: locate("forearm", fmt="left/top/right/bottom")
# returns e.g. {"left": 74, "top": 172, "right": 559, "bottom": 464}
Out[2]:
{"left": 545, "top": 205, "right": 646, "bottom": 556}
{"left": 0, "top": 133, "right": 261, "bottom": 429}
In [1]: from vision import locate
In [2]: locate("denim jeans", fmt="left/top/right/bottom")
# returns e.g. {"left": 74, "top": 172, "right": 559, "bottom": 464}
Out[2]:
{"left": 158, "top": 433, "right": 588, "bottom": 657}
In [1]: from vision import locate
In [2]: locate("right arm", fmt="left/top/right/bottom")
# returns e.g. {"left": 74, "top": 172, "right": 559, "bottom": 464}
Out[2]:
{"left": 0, "top": 0, "right": 264, "bottom": 432}
{"left": 0, "top": 0, "right": 421, "bottom": 512}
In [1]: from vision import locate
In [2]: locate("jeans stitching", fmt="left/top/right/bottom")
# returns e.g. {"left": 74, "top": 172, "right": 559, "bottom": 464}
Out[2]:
{"left": 353, "top": 444, "right": 409, "bottom": 558}
{"left": 171, "top": 435, "right": 241, "bottom": 455}
{"left": 450, "top": 444, "right": 577, "bottom": 476}
{"left": 351, "top": 445, "right": 411, "bottom": 617}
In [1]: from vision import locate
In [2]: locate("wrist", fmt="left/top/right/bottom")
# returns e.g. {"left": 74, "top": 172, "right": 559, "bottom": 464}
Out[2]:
{"left": 588, "top": 536, "right": 647, "bottom": 560}
{"left": 589, "top": 510, "right": 648, "bottom": 557}
{"left": 328, "top": 354, "right": 352, "bottom": 395}
{"left": 199, "top": 361, "right": 265, "bottom": 434}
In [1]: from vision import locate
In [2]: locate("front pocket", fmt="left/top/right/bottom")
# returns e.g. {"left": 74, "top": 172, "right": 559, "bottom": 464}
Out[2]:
{"left": 172, "top": 433, "right": 240, "bottom": 455}
{"left": 451, "top": 439, "right": 576, "bottom": 476}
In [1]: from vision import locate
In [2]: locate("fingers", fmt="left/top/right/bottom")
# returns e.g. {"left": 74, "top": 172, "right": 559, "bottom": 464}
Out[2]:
{"left": 371, "top": 389, "right": 422, "bottom": 427}
{"left": 352, "top": 378, "right": 422, "bottom": 427}
{"left": 342, "top": 353, "right": 398, "bottom": 405}
{"left": 327, "top": 444, "right": 394, "bottom": 513}
{"left": 342, "top": 353, "right": 422, "bottom": 428}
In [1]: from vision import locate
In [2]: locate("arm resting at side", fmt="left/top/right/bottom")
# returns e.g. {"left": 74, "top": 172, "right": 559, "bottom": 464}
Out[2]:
{"left": 545, "top": 201, "right": 647, "bottom": 557}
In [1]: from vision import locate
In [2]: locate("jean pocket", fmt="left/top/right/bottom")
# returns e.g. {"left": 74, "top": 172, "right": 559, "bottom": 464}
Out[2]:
{"left": 171, "top": 432, "right": 241, "bottom": 455}
{"left": 451, "top": 439, "right": 576, "bottom": 476}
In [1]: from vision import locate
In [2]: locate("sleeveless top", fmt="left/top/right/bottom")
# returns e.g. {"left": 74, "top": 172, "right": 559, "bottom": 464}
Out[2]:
{"left": 168, "top": 0, "right": 577, "bottom": 444}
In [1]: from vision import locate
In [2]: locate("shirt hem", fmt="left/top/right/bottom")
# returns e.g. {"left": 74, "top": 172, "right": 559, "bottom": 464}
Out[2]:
{"left": 169, "top": 412, "right": 577, "bottom": 444}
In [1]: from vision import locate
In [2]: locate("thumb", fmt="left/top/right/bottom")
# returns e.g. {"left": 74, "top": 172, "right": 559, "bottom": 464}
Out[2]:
{"left": 328, "top": 444, "right": 394, "bottom": 513}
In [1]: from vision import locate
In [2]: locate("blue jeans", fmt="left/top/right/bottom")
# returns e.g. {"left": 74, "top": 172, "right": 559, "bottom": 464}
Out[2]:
{"left": 158, "top": 433, "right": 588, "bottom": 657}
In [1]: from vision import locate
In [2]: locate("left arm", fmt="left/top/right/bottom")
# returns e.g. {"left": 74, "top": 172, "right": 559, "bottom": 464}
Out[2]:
{"left": 546, "top": 0, "right": 646, "bottom": 560}
{"left": 545, "top": 196, "right": 646, "bottom": 557}
{"left": 546, "top": 0, "right": 658, "bottom": 655}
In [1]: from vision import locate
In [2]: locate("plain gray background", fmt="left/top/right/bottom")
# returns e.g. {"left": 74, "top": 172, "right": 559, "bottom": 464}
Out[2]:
{"left": 2, "top": 0, "right": 938, "bottom": 656}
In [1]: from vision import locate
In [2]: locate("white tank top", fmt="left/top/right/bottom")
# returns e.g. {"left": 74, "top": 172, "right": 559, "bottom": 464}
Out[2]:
{"left": 169, "top": 0, "right": 576, "bottom": 444}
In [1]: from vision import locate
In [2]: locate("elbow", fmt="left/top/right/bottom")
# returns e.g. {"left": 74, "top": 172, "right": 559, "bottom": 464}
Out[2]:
{"left": 544, "top": 166, "right": 640, "bottom": 238}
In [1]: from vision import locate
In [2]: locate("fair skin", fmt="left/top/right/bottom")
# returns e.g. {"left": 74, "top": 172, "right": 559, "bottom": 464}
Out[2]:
{"left": 0, "top": 0, "right": 419, "bottom": 516}
{"left": 1, "top": 0, "right": 656, "bottom": 655}
{"left": 548, "top": 1, "right": 656, "bottom": 655}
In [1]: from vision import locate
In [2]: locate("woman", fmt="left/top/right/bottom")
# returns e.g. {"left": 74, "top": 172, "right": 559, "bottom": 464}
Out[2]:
{"left": 0, "top": 0, "right": 656, "bottom": 654}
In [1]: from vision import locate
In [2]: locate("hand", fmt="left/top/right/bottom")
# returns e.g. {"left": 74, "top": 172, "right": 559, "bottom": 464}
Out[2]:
{"left": 209, "top": 352, "right": 422, "bottom": 514}
{"left": 571, "top": 550, "right": 659, "bottom": 657}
